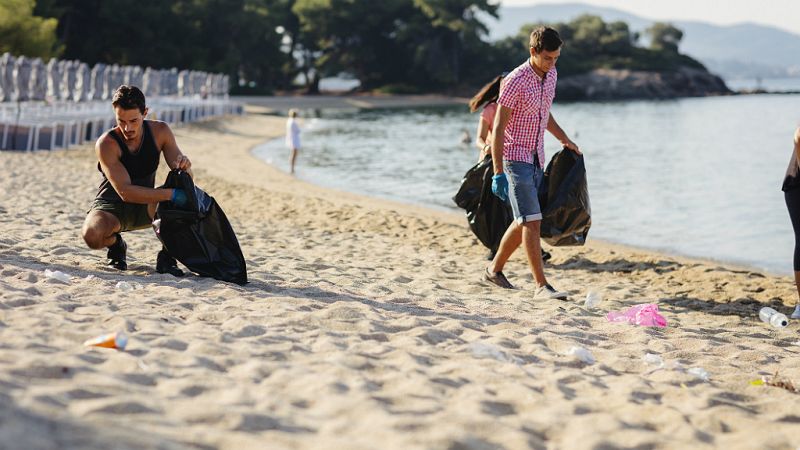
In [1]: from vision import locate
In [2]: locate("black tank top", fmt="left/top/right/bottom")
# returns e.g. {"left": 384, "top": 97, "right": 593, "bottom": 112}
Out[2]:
{"left": 96, "top": 120, "right": 160, "bottom": 202}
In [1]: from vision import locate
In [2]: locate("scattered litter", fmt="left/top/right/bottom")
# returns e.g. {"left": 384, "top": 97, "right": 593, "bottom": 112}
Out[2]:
{"left": 84, "top": 274, "right": 96, "bottom": 281}
{"left": 759, "top": 372, "right": 799, "bottom": 394}
{"left": 643, "top": 353, "right": 664, "bottom": 368}
{"left": 750, "top": 379, "right": 765, "bottom": 386}
{"left": 470, "top": 342, "right": 518, "bottom": 364}
{"left": 44, "top": 269, "right": 71, "bottom": 284}
{"left": 116, "top": 281, "right": 133, "bottom": 292}
{"left": 607, "top": 303, "right": 667, "bottom": 327}
{"left": 584, "top": 290, "right": 603, "bottom": 309}
{"left": 759, "top": 307, "right": 788, "bottom": 328}
{"left": 83, "top": 331, "right": 128, "bottom": 350}
{"left": 567, "top": 346, "right": 595, "bottom": 365}
{"left": 687, "top": 367, "right": 710, "bottom": 382}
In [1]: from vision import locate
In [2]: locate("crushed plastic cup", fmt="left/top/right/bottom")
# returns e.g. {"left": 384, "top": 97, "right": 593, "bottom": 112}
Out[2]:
{"left": 643, "top": 353, "right": 664, "bottom": 368}
{"left": 116, "top": 281, "right": 133, "bottom": 292}
{"left": 584, "top": 290, "right": 603, "bottom": 309}
{"left": 44, "top": 269, "right": 71, "bottom": 284}
{"left": 687, "top": 367, "right": 710, "bottom": 382}
{"left": 83, "top": 332, "right": 128, "bottom": 350}
{"left": 567, "top": 346, "right": 595, "bottom": 364}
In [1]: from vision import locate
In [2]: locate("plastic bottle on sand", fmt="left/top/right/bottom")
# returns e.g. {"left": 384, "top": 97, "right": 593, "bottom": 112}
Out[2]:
{"left": 759, "top": 307, "right": 788, "bottom": 328}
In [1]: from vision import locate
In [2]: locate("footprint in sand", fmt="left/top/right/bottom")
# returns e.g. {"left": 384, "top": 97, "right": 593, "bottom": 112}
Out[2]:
{"left": 84, "top": 401, "right": 159, "bottom": 415}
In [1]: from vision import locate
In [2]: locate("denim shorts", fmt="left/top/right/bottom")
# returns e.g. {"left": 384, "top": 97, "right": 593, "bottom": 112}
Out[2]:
{"left": 504, "top": 160, "right": 544, "bottom": 224}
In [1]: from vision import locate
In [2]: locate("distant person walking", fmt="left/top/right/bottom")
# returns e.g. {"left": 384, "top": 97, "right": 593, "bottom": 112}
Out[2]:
{"left": 286, "top": 109, "right": 301, "bottom": 174}
{"left": 782, "top": 125, "right": 800, "bottom": 319}
{"left": 483, "top": 26, "right": 581, "bottom": 299}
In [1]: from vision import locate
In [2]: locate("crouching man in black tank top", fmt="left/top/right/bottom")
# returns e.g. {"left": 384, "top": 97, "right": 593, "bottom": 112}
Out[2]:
{"left": 81, "top": 85, "right": 191, "bottom": 276}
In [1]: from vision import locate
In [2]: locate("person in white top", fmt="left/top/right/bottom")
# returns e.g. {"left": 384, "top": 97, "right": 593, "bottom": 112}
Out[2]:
{"left": 285, "top": 109, "right": 301, "bottom": 174}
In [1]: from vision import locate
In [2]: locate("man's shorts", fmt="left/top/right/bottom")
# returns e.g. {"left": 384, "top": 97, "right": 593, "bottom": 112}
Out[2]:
{"left": 88, "top": 199, "right": 152, "bottom": 232}
{"left": 504, "top": 160, "right": 544, "bottom": 224}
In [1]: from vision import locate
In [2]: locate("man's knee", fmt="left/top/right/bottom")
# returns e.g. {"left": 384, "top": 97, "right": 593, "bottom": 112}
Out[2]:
{"left": 82, "top": 225, "right": 107, "bottom": 249}
{"left": 82, "top": 215, "right": 115, "bottom": 249}
{"left": 521, "top": 220, "right": 541, "bottom": 233}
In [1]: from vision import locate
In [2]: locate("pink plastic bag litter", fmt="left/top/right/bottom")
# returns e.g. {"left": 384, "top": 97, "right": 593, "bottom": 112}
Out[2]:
{"left": 606, "top": 303, "right": 667, "bottom": 327}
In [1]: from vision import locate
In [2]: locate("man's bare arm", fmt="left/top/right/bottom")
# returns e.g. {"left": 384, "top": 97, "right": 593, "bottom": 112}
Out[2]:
{"left": 546, "top": 112, "right": 580, "bottom": 154}
{"left": 97, "top": 135, "right": 173, "bottom": 204}
{"left": 156, "top": 122, "right": 193, "bottom": 177}
{"left": 491, "top": 105, "right": 512, "bottom": 174}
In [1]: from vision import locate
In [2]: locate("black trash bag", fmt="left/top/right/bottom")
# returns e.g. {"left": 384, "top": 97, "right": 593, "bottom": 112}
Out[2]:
{"left": 539, "top": 149, "right": 591, "bottom": 246}
{"left": 153, "top": 170, "right": 248, "bottom": 284}
{"left": 453, "top": 155, "right": 513, "bottom": 252}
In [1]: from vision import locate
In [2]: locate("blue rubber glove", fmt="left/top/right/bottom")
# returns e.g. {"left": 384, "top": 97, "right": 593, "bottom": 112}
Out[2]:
{"left": 170, "top": 188, "right": 188, "bottom": 207}
{"left": 491, "top": 173, "right": 508, "bottom": 202}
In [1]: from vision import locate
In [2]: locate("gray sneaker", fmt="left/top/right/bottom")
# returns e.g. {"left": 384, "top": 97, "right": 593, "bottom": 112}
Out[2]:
{"left": 534, "top": 283, "right": 568, "bottom": 300}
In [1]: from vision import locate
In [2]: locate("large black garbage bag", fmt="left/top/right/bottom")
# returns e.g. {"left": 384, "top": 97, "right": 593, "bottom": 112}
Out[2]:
{"left": 539, "top": 149, "right": 591, "bottom": 246}
{"left": 153, "top": 170, "right": 248, "bottom": 284}
{"left": 453, "top": 155, "right": 513, "bottom": 252}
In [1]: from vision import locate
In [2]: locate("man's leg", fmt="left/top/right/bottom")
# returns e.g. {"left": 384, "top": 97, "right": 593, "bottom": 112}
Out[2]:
{"left": 82, "top": 210, "right": 120, "bottom": 249}
{"left": 82, "top": 210, "right": 127, "bottom": 270}
{"left": 488, "top": 222, "right": 521, "bottom": 274}
{"left": 521, "top": 220, "right": 546, "bottom": 286}
{"left": 147, "top": 202, "right": 184, "bottom": 277}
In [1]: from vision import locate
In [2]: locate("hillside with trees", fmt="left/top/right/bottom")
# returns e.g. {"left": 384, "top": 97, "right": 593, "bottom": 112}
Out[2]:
{"left": 1, "top": 1, "right": 729, "bottom": 99}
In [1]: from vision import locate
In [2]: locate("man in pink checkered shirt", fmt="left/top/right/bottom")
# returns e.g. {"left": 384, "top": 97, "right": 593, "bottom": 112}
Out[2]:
{"left": 483, "top": 26, "right": 581, "bottom": 299}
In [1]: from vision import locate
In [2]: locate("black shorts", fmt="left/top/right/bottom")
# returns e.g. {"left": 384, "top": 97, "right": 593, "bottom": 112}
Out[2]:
{"left": 88, "top": 199, "right": 152, "bottom": 232}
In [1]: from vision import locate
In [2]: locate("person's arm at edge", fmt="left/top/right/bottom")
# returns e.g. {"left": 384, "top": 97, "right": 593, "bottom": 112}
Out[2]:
{"left": 475, "top": 115, "right": 491, "bottom": 157}
{"left": 491, "top": 105, "right": 512, "bottom": 175}
{"left": 794, "top": 126, "right": 800, "bottom": 161}
{"left": 156, "top": 121, "right": 193, "bottom": 177}
{"left": 546, "top": 112, "right": 581, "bottom": 155}
{"left": 96, "top": 134, "right": 173, "bottom": 204}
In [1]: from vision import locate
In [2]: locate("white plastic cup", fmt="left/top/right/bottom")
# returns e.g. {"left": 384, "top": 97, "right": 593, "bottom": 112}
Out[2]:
{"left": 584, "top": 290, "right": 603, "bottom": 309}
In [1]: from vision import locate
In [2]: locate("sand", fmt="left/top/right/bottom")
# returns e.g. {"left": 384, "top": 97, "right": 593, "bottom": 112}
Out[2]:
{"left": 0, "top": 113, "right": 798, "bottom": 450}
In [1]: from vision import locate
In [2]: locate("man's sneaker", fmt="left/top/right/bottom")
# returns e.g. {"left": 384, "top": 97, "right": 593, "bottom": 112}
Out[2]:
{"left": 156, "top": 248, "right": 184, "bottom": 277}
{"left": 106, "top": 234, "right": 127, "bottom": 271}
{"left": 541, "top": 249, "right": 552, "bottom": 262}
{"left": 484, "top": 267, "right": 514, "bottom": 289}
{"left": 534, "top": 283, "right": 568, "bottom": 300}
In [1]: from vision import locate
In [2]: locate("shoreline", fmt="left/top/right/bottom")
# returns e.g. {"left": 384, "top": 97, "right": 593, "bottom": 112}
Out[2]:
{"left": 247, "top": 115, "right": 791, "bottom": 279}
{"left": 1, "top": 113, "right": 798, "bottom": 449}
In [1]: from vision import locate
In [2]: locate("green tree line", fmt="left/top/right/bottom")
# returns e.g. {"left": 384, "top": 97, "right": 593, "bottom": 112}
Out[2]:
{"left": 7, "top": 1, "right": 705, "bottom": 95}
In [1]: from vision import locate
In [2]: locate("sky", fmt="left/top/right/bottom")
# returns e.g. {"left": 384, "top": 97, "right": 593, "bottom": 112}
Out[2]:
{"left": 498, "top": 0, "right": 800, "bottom": 35}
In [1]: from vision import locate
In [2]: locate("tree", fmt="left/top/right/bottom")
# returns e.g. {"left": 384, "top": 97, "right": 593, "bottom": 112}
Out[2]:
{"left": 646, "top": 22, "right": 683, "bottom": 53}
{"left": 0, "top": 0, "right": 60, "bottom": 58}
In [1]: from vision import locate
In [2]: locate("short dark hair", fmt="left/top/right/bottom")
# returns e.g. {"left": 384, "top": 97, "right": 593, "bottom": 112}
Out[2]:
{"left": 530, "top": 26, "right": 562, "bottom": 53}
{"left": 112, "top": 85, "right": 146, "bottom": 113}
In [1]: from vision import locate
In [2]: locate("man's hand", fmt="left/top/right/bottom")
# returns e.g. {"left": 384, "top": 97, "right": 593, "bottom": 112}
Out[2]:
{"left": 171, "top": 189, "right": 188, "bottom": 207}
{"left": 491, "top": 174, "right": 508, "bottom": 202}
{"left": 174, "top": 154, "right": 192, "bottom": 171}
{"left": 562, "top": 139, "right": 582, "bottom": 155}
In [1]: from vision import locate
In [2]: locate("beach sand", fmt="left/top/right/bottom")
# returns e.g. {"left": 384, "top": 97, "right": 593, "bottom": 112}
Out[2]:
{"left": 0, "top": 113, "right": 798, "bottom": 450}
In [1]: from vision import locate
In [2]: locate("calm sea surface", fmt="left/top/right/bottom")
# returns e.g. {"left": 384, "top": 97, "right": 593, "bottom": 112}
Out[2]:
{"left": 253, "top": 94, "right": 800, "bottom": 275}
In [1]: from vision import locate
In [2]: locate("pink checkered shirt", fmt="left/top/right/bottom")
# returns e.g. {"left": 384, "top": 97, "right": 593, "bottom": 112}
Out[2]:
{"left": 497, "top": 61, "right": 558, "bottom": 167}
